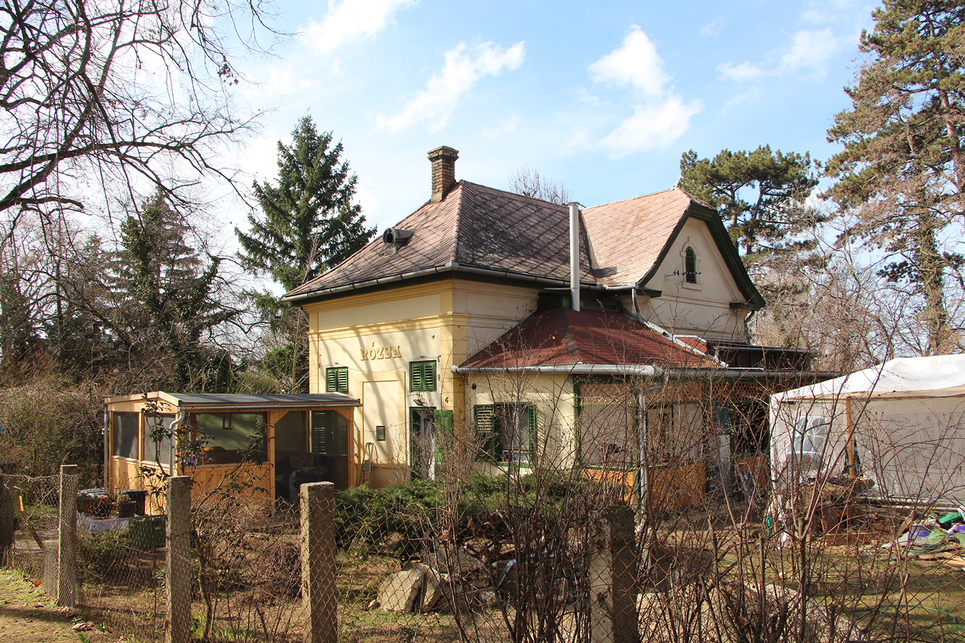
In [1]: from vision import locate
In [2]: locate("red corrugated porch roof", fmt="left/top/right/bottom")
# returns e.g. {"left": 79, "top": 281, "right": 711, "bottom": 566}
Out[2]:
{"left": 460, "top": 308, "right": 719, "bottom": 370}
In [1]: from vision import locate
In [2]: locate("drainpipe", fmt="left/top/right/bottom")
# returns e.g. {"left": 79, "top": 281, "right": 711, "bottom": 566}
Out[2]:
{"left": 744, "top": 310, "right": 757, "bottom": 343}
{"left": 103, "top": 407, "right": 109, "bottom": 489}
{"left": 568, "top": 202, "right": 581, "bottom": 313}
{"left": 636, "top": 390, "right": 647, "bottom": 534}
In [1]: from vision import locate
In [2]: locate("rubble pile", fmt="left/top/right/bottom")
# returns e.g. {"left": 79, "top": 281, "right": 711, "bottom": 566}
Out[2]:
{"left": 375, "top": 550, "right": 497, "bottom": 613}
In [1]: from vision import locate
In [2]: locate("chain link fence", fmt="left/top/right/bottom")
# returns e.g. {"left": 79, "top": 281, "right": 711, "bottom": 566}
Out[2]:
{"left": 4, "top": 464, "right": 965, "bottom": 642}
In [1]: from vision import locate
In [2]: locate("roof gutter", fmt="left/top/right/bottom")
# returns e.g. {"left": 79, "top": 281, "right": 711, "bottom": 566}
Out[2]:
{"left": 281, "top": 261, "right": 632, "bottom": 303}
{"left": 451, "top": 363, "right": 826, "bottom": 380}
{"left": 173, "top": 402, "right": 360, "bottom": 412}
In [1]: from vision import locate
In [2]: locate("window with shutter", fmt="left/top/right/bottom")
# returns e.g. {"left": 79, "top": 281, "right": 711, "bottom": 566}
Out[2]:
{"left": 410, "top": 361, "right": 437, "bottom": 392}
{"left": 684, "top": 247, "right": 698, "bottom": 284}
{"left": 473, "top": 403, "right": 535, "bottom": 465}
{"left": 310, "top": 411, "right": 348, "bottom": 455}
{"left": 325, "top": 367, "right": 348, "bottom": 393}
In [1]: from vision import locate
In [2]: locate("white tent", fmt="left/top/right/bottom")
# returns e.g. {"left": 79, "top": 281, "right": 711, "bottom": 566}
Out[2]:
{"left": 770, "top": 355, "right": 965, "bottom": 506}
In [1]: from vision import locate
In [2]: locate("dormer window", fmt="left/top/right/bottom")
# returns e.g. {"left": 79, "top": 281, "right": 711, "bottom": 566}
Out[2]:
{"left": 684, "top": 246, "right": 698, "bottom": 284}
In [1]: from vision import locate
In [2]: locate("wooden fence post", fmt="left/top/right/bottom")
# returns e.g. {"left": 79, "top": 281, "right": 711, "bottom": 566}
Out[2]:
{"left": 301, "top": 481, "right": 336, "bottom": 643}
{"left": 57, "top": 464, "right": 78, "bottom": 607}
{"left": 166, "top": 476, "right": 192, "bottom": 643}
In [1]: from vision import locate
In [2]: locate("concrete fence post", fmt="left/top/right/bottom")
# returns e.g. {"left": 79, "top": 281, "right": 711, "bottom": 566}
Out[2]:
{"left": 166, "top": 476, "right": 192, "bottom": 643}
{"left": 301, "top": 481, "right": 336, "bottom": 643}
{"left": 589, "top": 505, "right": 639, "bottom": 643}
{"left": 57, "top": 464, "right": 78, "bottom": 607}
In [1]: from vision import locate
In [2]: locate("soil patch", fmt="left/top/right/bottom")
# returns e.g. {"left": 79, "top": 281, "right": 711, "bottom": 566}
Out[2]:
{"left": 0, "top": 569, "right": 123, "bottom": 643}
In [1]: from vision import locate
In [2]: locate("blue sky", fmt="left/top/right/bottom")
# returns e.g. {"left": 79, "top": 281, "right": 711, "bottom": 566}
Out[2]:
{"left": 228, "top": 0, "right": 880, "bottom": 234}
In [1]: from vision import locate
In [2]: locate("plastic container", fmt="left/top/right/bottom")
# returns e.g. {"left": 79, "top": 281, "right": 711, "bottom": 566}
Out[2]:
{"left": 129, "top": 515, "right": 166, "bottom": 549}
{"left": 116, "top": 500, "right": 136, "bottom": 518}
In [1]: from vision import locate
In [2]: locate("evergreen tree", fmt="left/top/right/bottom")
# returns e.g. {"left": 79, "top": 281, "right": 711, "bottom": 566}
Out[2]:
{"left": 826, "top": 0, "right": 965, "bottom": 354}
{"left": 115, "top": 192, "right": 239, "bottom": 390}
{"left": 678, "top": 146, "right": 821, "bottom": 265}
{"left": 236, "top": 117, "right": 373, "bottom": 394}
{"left": 237, "top": 116, "right": 375, "bottom": 293}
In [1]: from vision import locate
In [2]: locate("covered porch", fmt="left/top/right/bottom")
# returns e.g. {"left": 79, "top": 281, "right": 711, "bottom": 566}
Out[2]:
{"left": 105, "top": 392, "right": 361, "bottom": 511}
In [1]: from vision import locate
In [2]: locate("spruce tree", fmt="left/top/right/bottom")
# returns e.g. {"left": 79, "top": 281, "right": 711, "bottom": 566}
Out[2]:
{"left": 236, "top": 117, "right": 373, "bottom": 393}
{"left": 826, "top": 0, "right": 965, "bottom": 354}
{"left": 237, "top": 116, "right": 375, "bottom": 293}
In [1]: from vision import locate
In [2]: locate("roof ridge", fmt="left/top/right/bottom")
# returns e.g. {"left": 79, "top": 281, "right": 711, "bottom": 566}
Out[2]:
{"left": 448, "top": 181, "right": 468, "bottom": 264}
{"left": 583, "top": 186, "right": 682, "bottom": 211}
{"left": 460, "top": 180, "right": 569, "bottom": 209}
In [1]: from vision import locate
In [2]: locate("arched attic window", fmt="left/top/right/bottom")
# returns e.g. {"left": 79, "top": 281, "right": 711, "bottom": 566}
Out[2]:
{"left": 684, "top": 246, "right": 698, "bottom": 284}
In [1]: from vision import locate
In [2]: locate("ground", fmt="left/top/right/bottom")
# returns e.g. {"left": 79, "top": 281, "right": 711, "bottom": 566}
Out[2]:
{"left": 0, "top": 569, "right": 123, "bottom": 643}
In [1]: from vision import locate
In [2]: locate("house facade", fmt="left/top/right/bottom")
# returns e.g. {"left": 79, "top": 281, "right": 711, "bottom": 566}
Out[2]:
{"left": 283, "top": 147, "right": 816, "bottom": 498}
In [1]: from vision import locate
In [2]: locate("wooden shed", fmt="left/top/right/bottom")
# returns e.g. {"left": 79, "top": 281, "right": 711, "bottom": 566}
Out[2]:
{"left": 105, "top": 392, "right": 360, "bottom": 510}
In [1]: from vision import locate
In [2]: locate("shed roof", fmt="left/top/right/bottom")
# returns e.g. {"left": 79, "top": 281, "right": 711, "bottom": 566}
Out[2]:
{"left": 105, "top": 392, "right": 360, "bottom": 411}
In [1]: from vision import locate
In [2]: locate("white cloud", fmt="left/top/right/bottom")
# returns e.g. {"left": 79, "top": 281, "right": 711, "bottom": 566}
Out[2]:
{"left": 700, "top": 17, "right": 726, "bottom": 38}
{"left": 722, "top": 88, "right": 761, "bottom": 111}
{"left": 780, "top": 28, "right": 838, "bottom": 74}
{"left": 590, "top": 25, "right": 699, "bottom": 155}
{"left": 717, "top": 61, "right": 766, "bottom": 82}
{"left": 302, "top": 0, "right": 415, "bottom": 54}
{"left": 599, "top": 96, "right": 701, "bottom": 157}
{"left": 588, "top": 26, "right": 668, "bottom": 98}
{"left": 377, "top": 41, "right": 526, "bottom": 132}
{"left": 718, "top": 27, "right": 841, "bottom": 83}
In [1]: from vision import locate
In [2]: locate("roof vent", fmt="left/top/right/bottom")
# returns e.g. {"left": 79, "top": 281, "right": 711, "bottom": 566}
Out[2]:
{"left": 382, "top": 227, "right": 413, "bottom": 254}
{"left": 428, "top": 146, "right": 458, "bottom": 202}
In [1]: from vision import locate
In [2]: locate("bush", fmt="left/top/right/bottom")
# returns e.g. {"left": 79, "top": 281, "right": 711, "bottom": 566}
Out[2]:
{"left": 78, "top": 529, "right": 158, "bottom": 586}
{"left": 0, "top": 376, "right": 104, "bottom": 483}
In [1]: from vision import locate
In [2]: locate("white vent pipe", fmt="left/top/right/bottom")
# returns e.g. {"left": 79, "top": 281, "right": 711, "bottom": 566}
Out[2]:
{"left": 568, "top": 202, "right": 580, "bottom": 312}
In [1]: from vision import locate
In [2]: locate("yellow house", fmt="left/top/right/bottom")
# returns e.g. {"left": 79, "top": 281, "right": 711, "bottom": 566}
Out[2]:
{"left": 283, "top": 147, "right": 815, "bottom": 496}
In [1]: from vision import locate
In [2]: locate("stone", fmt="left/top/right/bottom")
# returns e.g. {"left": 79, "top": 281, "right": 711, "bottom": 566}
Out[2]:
{"left": 422, "top": 551, "right": 484, "bottom": 577}
{"left": 377, "top": 569, "right": 425, "bottom": 612}
{"left": 412, "top": 562, "right": 443, "bottom": 611}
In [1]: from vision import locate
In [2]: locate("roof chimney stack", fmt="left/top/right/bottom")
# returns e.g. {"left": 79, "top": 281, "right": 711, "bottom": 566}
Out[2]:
{"left": 428, "top": 146, "right": 459, "bottom": 202}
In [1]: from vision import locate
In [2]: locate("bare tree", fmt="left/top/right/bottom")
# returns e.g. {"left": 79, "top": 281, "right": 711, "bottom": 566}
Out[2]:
{"left": 0, "top": 0, "right": 272, "bottom": 231}
{"left": 508, "top": 166, "right": 571, "bottom": 205}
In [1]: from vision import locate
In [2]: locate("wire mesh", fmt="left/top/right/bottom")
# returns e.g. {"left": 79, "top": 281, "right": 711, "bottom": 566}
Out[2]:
{"left": 2, "top": 474, "right": 60, "bottom": 580}
{"left": 5, "top": 461, "right": 965, "bottom": 643}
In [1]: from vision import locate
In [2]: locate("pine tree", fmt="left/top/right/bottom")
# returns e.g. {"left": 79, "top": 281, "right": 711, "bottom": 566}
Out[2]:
{"left": 678, "top": 146, "right": 821, "bottom": 265}
{"left": 826, "top": 0, "right": 965, "bottom": 354}
{"left": 237, "top": 116, "right": 375, "bottom": 293}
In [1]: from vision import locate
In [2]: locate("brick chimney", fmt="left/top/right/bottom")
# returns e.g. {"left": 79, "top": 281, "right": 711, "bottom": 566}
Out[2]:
{"left": 428, "top": 146, "right": 459, "bottom": 202}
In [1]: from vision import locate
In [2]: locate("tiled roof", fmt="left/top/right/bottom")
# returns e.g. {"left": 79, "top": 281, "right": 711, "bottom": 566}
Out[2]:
{"left": 284, "top": 182, "right": 698, "bottom": 300}
{"left": 459, "top": 308, "right": 719, "bottom": 369}
{"left": 285, "top": 181, "right": 594, "bottom": 299}
{"left": 582, "top": 189, "right": 695, "bottom": 287}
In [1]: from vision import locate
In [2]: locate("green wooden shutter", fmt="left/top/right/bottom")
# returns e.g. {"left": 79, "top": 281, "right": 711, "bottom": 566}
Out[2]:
{"left": 326, "top": 367, "right": 348, "bottom": 393}
{"left": 473, "top": 405, "right": 497, "bottom": 460}
{"left": 411, "top": 361, "right": 437, "bottom": 392}
{"left": 411, "top": 363, "right": 423, "bottom": 391}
